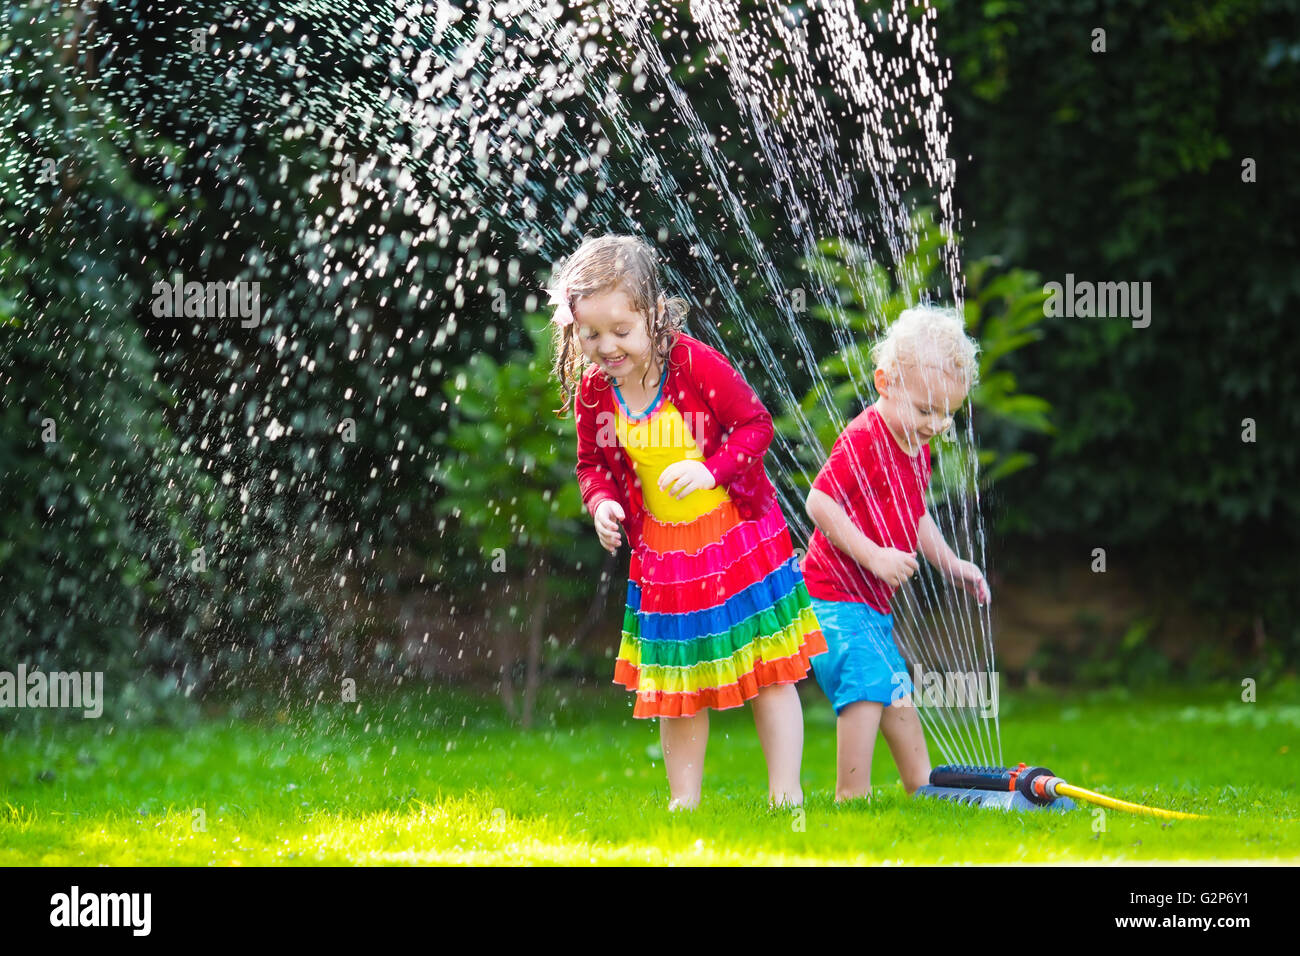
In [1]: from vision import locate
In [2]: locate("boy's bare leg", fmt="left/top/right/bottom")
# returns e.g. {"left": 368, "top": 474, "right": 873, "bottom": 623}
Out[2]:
{"left": 751, "top": 682, "right": 804, "bottom": 807}
{"left": 835, "top": 700, "right": 884, "bottom": 801}
{"left": 879, "top": 695, "right": 931, "bottom": 794}
{"left": 660, "top": 711, "right": 708, "bottom": 810}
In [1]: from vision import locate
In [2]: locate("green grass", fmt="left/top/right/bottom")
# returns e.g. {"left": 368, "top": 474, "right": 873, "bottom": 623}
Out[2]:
{"left": 1, "top": 679, "right": 1296, "bottom": 865}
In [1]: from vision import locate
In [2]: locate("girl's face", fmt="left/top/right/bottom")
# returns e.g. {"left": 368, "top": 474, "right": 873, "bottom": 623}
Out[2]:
{"left": 572, "top": 287, "right": 664, "bottom": 386}
{"left": 873, "top": 358, "right": 968, "bottom": 455}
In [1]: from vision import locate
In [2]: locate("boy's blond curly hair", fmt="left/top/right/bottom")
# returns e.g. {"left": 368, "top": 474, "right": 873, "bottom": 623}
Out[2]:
{"left": 547, "top": 234, "right": 689, "bottom": 417}
{"left": 871, "top": 304, "right": 981, "bottom": 393}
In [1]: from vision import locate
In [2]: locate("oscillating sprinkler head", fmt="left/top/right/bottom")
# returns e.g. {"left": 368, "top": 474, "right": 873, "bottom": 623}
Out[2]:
{"left": 921, "top": 760, "right": 1204, "bottom": 819}
{"left": 929, "top": 762, "right": 1063, "bottom": 807}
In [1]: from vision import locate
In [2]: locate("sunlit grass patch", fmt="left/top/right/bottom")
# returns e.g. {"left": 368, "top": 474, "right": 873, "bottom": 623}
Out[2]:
{"left": 2, "top": 681, "right": 1297, "bottom": 865}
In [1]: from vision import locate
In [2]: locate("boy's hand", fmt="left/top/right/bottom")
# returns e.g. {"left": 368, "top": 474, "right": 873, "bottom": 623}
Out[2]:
{"left": 658, "top": 460, "right": 716, "bottom": 499}
{"left": 594, "top": 499, "right": 626, "bottom": 554}
{"left": 869, "top": 546, "right": 920, "bottom": 588}
{"left": 948, "top": 559, "right": 991, "bottom": 605}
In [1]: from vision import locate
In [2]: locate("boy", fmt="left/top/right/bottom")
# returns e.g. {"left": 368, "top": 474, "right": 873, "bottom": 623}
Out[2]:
{"left": 801, "top": 305, "right": 991, "bottom": 801}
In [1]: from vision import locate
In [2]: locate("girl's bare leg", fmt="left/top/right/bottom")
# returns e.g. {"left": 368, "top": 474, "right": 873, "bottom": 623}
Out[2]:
{"left": 835, "top": 700, "right": 884, "bottom": 801}
{"left": 751, "top": 682, "right": 804, "bottom": 807}
{"left": 879, "top": 695, "right": 931, "bottom": 794}
{"left": 660, "top": 711, "right": 708, "bottom": 810}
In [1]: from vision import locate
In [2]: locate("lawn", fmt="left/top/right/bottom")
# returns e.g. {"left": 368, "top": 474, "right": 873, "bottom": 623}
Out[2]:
{"left": 2, "top": 679, "right": 1296, "bottom": 865}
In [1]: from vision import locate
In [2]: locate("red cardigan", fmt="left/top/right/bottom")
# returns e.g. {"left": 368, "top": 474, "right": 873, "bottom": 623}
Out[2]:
{"left": 574, "top": 330, "right": 778, "bottom": 551}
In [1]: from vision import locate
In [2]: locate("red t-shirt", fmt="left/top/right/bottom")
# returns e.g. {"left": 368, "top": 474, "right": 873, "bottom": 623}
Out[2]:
{"left": 800, "top": 404, "right": 932, "bottom": 613}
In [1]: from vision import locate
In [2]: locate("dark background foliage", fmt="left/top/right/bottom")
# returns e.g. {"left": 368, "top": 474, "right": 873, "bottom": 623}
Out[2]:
{"left": 936, "top": 0, "right": 1300, "bottom": 662}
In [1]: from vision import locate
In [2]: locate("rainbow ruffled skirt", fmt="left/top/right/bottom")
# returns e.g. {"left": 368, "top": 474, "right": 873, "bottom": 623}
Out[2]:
{"left": 613, "top": 498, "right": 827, "bottom": 718}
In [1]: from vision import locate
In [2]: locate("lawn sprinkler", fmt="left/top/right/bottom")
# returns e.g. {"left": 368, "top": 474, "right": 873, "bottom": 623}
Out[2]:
{"left": 914, "top": 762, "right": 1206, "bottom": 819}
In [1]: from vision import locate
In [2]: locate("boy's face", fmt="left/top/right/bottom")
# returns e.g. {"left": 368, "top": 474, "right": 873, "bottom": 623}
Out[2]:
{"left": 873, "top": 359, "right": 969, "bottom": 454}
{"left": 572, "top": 288, "right": 664, "bottom": 385}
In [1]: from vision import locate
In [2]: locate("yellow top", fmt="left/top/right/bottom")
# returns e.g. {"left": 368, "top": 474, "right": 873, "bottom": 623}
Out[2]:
{"left": 614, "top": 397, "right": 730, "bottom": 523}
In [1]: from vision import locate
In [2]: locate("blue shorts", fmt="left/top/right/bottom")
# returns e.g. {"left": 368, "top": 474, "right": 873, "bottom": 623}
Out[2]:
{"left": 809, "top": 596, "right": 915, "bottom": 714}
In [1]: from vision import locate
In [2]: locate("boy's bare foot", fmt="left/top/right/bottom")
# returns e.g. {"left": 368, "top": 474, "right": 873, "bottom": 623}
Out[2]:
{"left": 667, "top": 795, "right": 700, "bottom": 811}
{"left": 834, "top": 787, "right": 874, "bottom": 804}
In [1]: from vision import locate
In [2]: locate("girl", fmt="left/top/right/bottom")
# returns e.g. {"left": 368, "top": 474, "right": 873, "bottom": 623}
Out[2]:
{"left": 549, "top": 234, "right": 827, "bottom": 810}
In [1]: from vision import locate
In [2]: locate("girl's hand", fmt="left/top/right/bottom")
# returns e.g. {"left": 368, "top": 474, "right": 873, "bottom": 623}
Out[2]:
{"left": 948, "top": 559, "right": 991, "bottom": 605}
{"left": 657, "top": 460, "right": 716, "bottom": 500}
{"left": 594, "top": 499, "right": 626, "bottom": 554}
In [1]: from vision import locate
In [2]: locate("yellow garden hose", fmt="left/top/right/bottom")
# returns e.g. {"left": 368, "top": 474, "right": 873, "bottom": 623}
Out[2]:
{"left": 1052, "top": 781, "right": 1208, "bottom": 820}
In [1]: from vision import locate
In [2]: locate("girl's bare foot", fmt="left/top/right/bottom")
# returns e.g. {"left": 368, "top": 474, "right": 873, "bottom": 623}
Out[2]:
{"left": 769, "top": 788, "right": 804, "bottom": 809}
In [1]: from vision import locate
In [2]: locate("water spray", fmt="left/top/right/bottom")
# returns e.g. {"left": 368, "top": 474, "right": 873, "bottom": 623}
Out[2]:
{"left": 914, "top": 762, "right": 1207, "bottom": 819}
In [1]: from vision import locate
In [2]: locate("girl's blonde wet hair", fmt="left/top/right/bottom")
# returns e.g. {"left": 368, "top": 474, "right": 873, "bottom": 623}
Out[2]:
{"left": 871, "top": 304, "right": 981, "bottom": 395}
{"left": 548, "top": 234, "right": 689, "bottom": 417}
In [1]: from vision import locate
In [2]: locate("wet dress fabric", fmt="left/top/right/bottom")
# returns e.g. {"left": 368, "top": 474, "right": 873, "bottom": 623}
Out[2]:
{"left": 608, "top": 374, "right": 827, "bottom": 718}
